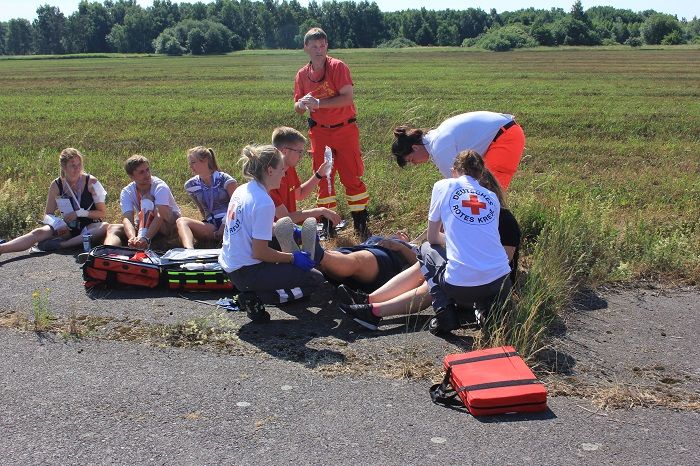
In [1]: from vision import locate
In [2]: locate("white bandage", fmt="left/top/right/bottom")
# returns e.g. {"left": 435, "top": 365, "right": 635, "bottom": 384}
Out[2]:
{"left": 92, "top": 180, "right": 107, "bottom": 203}
{"left": 140, "top": 199, "right": 155, "bottom": 212}
{"left": 76, "top": 209, "right": 89, "bottom": 218}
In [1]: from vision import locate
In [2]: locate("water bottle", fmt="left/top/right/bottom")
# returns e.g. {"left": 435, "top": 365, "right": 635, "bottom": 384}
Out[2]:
{"left": 82, "top": 233, "right": 92, "bottom": 252}
{"left": 323, "top": 146, "right": 333, "bottom": 193}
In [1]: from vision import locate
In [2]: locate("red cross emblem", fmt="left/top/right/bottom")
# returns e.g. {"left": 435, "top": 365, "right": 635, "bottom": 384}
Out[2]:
{"left": 462, "top": 194, "right": 486, "bottom": 215}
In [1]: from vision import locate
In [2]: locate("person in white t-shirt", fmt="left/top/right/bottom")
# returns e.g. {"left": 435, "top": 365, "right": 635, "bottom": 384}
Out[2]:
{"left": 219, "top": 145, "right": 325, "bottom": 323}
{"left": 392, "top": 111, "right": 525, "bottom": 190}
{"left": 422, "top": 149, "right": 512, "bottom": 334}
{"left": 176, "top": 146, "right": 237, "bottom": 249}
{"left": 104, "top": 155, "right": 181, "bottom": 250}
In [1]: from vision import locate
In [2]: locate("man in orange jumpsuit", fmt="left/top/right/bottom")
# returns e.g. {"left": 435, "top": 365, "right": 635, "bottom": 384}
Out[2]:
{"left": 294, "top": 27, "right": 369, "bottom": 239}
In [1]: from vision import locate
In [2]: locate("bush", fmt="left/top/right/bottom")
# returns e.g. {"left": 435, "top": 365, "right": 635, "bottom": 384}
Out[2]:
{"left": 661, "top": 30, "right": 685, "bottom": 45}
{"left": 640, "top": 13, "right": 682, "bottom": 45}
{"left": 624, "top": 36, "right": 642, "bottom": 47}
{"left": 600, "top": 38, "right": 619, "bottom": 46}
{"left": 153, "top": 33, "right": 185, "bottom": 56}
{"left": 473, "top": 25, "right": 538, "bottom": 52}
{"left": 377, "top": 37, "right": 417, "bottom": 48}
{"left": 461, "top": 37, "right": 478, "bottom": 48}
{"left": 187, "top": 28, "right": 206, "bottom": 55}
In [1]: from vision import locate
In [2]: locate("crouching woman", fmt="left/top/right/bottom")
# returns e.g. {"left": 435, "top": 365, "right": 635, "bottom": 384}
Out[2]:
{"left": 218, "top": 145, "right": 325, "bottom": 323}
{"left": 422, "top": 150, "right": 512, "bottom": 334}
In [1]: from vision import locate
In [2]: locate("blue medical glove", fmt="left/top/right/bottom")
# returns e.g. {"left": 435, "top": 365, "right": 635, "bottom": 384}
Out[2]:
{"left": 291, "top": 250, "right": 316, "bottom": 272}
{"left": 293, "top": 226, "right": 302, "bottom": 243}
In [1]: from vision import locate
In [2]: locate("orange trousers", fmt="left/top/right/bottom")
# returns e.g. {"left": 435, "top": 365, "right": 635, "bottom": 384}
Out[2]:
{"left": 483, "top": 123, "right": 526, "bottom": 191}
{"left": 309, "top": 122, "right": 369, "bottom": 211}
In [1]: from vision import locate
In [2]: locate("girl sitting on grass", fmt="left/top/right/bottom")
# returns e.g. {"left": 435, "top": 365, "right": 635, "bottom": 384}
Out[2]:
{"left": 176, "top": 146, "right": 237, "bottom": 249}
{"left": 218, "top": 145, "right": 325, "bottom": 323}
{"left": 0, "top": 148, "right": 108, "bottom": 257}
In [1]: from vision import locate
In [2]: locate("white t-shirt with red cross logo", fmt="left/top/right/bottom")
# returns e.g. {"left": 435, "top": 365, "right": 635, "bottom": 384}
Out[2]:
{"left": 428, "top": 175, "right": 510, "bottom": 286}
{"left": 219, "top": 180, "right": 275, "bottom": 273}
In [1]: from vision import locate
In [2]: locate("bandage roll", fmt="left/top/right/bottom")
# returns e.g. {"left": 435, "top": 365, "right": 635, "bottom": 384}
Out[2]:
{"left": 140, "top": 199, "right": 155, "bottom": 212}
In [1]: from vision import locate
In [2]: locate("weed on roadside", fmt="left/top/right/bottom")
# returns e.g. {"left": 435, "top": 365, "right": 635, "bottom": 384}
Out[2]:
{"left": 31, "top": 289, "right": 55, "bottom": 332}
{"left": 153, "top": 313, "right": 241, "bottom": 348}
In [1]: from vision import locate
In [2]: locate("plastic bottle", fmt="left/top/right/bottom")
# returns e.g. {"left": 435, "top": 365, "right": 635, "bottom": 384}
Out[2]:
{"left": 323, "top": 146, "right": 333, "bottom": 193}
{"left": 82, "top": 233, "right": 91, "bottom": 252}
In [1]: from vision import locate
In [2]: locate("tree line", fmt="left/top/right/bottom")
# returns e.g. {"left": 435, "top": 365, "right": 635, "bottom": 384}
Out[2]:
{"left": 1, "top": 0, "right": 698, "bottom": 56}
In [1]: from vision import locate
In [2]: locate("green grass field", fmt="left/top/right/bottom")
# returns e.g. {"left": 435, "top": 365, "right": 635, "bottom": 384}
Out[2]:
{"left": 1, "top": 47, "right": 699, "bottom": 285}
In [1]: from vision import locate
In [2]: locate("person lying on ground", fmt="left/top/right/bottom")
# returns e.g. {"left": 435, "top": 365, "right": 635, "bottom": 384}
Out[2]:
{"left": 392, "top": 111, "right": 526, "bottom": 190}
{"left": 274, "top": 221, "right": 417, "bottom": 294}
{"left": 176, "top": 146, "right": 237, "bottom": 249}
{"left": 339, "top": 163, "right": 520, "bottom": 332}
{"left": 104, "top": 154, "right": 181, "bottom": 250}
{"left": 218, "top": 145, "right": 325, "bottom": 324}
{"left": 0, "top": 148, "right": 108, "bottom": 257}
{"left": 270, "top": 126, "right": 341, "bottom": 232}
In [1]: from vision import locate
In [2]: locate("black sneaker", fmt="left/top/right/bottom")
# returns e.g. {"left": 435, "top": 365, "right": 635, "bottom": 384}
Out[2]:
{"left": 351, "top": 210, "right": 370, "bottom": 241}
{"left": 339, "top": 303, "right": 381, "bottom": 331}
{"left": 428, "top": 304, "right": 460, "bottom": 335}
{"left": 320, "top": 217, "right": 337, "bottom": 239}
{"left": 336, "top": 284, "right": 369, "bottom": 306}
{"left": 237, "top": 292, "right": 270, "bottom": 323}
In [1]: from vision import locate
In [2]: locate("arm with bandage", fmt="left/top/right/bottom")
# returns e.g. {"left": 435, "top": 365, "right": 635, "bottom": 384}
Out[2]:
{"left": 75, "top": 178, "right": 107, "bottom": 220}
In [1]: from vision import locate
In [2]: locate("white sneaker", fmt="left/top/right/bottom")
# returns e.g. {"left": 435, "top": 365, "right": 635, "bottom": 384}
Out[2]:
{"left": 301, "top": 217, "right": 318, "bottom": 261}
{"left": 273, "top": 217, "right": 299, "bottom": 253}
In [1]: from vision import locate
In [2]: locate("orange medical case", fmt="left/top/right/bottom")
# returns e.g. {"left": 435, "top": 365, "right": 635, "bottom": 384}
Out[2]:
{"left": 430, "top": 346, "right": 547, "bottom": 416}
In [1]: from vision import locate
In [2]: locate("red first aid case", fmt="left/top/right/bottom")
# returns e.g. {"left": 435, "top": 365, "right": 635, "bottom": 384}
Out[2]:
{"left": 430, "top": 346, "right": 547, "bottom": 416}
{"left": 82, "top": 245, "right": 162, "bottom": 289}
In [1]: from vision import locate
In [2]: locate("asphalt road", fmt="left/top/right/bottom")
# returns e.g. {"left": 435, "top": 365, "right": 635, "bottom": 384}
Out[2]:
{"left": 1, "top": 250, "right": 698, "bottom": 464}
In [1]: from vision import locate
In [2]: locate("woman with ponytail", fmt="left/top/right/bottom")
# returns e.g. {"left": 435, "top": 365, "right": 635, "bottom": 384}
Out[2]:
{"left": 422, "top": 150, "right": 512, "bottom": 334}
{"left": 176, "top": 146, "right": 238, "bottom": 248}
{"left": 0, "top": 148, "right": 108, "bottom": 257}
{"left": 218, "top": 145, "right": 325, "bottom": 323}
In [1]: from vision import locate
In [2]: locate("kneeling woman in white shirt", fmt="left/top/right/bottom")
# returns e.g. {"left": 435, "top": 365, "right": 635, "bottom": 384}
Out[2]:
{"left": 219, "top": 145, "right": 325, "bottom": 323}
{"left": 422, "top": 150, "right": 512, "bottom": 334}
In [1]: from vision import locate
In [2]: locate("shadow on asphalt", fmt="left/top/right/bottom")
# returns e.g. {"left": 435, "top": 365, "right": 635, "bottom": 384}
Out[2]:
{"left": 475, "top": 408, "right": 557, "bottom": 423}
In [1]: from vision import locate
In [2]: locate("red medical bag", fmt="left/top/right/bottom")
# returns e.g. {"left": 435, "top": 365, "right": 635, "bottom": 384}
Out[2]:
{"left": 430, "top": 346, "right": 547, "bottom": 416}
{"left": 82, "top": 245, "right": 162, "bottom": 289}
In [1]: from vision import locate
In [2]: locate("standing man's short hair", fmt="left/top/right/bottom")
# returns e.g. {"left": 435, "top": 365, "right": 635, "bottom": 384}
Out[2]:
{"left": 272, "top": 126, "right": 307, "bottom": 148}
{"left": 304, "top": 27, "right": 327, "bottom": 45}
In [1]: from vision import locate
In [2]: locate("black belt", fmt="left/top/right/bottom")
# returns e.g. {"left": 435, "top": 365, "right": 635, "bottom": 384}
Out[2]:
{"left": 308, "top": 117, "right": 356, "bottom": 129}
{"left": 492, "top": 120, "right": 517, "bottom": 142}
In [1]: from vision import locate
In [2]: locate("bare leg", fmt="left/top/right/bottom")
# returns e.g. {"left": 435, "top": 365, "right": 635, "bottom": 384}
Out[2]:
{"left": 369, "top": 261, "right": 425, "bottom": 304}
{"left": 0, "top": 225, "right": 54, "bottom": 255}
{"left": 374, "top": 282, "right": 431, "bottom": 317}
{"left": 59, "top": 222, "right": 109, "bottom": 249}
{"left": 176, "top": 217, "right": 216, "bottom": 249}
{"left": 104, "top": 224, "right": 126, "bottom": 246}
{"left": 318, "top": 250, "right": 379, "bottom": 283}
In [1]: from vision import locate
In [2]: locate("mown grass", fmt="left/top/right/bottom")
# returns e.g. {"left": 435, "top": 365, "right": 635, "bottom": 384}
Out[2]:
{"left": 1, "top": 47, "right": 698, "bottom": 356}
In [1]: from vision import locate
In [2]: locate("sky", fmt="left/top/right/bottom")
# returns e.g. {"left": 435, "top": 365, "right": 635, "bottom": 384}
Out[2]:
{"left": 0, "top": 0, "right": 697, "bottom": 23}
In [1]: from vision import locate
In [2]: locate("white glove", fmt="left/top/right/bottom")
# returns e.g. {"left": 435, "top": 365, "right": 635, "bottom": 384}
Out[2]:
{"left": 75, "top": 209, "right": 90, "bottom": 218}
{"left": 300, "top": 93, "right": 320, "bottom": 110}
